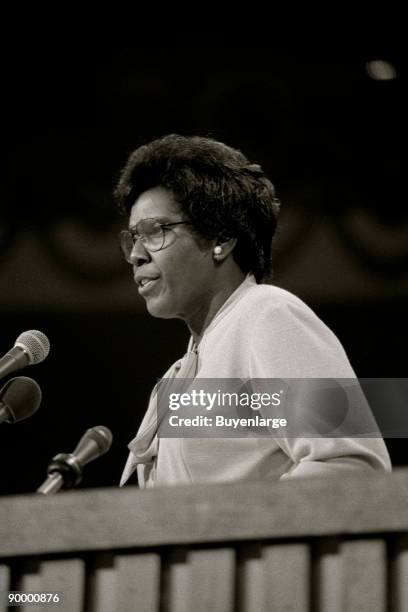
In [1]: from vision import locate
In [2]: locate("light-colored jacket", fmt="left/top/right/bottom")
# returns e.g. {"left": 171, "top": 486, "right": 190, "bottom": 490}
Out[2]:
{"left": 121, "top": 276, "right": 391, "bottom": 487}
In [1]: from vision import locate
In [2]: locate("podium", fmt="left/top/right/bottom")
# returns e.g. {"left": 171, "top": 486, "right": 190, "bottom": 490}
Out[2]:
{"left": 1, "top": 470, "right": 408, "bottom": 611}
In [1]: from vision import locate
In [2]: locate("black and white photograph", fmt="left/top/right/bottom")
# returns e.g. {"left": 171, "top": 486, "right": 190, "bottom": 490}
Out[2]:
{"left": 0, "top": 26, "right": 407, "bottom": 611}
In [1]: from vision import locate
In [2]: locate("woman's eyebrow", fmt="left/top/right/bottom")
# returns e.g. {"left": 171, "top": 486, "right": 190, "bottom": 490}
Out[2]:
{"left": 128, "top": 216, "right": 171, "bottom": 229}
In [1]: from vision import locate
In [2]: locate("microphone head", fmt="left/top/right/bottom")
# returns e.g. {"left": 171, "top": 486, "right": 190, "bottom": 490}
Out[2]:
{"left": 85, "top": 426, "right": 113, "bottom": 455}
{"left": 72, "top": 425, "right": 113, "bottom": 467}
{"left": 0, "top": 376, "right": 42, "bottom": 423}
{"left": 14, "top": 330, "right": 50, "bottom": 365}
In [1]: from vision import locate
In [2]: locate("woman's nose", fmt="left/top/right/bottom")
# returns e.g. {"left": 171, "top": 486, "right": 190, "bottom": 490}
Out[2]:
{"left": 129, "top": 238, "right": 151, "bottom": 266}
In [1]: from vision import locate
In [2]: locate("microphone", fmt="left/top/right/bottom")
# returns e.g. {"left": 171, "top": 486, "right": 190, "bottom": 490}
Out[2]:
{"left": 37, "top": 425, "right": 113, "bottom": 495}
{"left": 0, "top": 330, "right": 50, "bottom": 381}
{"left": 0, "top": 376, "right": 42, "bottom": 424}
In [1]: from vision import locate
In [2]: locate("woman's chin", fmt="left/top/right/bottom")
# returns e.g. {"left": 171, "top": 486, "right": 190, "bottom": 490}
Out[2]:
{"left": 145, "top": 298, "right": 175, "bottom": 319}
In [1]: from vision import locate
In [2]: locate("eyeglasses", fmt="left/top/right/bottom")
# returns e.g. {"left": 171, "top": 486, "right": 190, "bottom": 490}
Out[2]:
{"left": 119, "top": 218, "right": 191, "bottom": 262}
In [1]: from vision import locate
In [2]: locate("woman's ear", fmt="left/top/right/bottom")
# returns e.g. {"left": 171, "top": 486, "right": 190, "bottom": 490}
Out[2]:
{"left": 212, "top": 237, "right": 237, "bottom": 261}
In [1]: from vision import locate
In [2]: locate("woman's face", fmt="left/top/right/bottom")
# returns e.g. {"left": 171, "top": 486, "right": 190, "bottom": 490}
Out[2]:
{"left": 128, "top": 186, "right": 216, "bottom": 328}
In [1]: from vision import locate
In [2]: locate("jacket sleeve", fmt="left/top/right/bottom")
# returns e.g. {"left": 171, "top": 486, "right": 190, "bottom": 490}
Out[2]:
{"left": 248, "top": 298, "right": 392, "bottom": 478}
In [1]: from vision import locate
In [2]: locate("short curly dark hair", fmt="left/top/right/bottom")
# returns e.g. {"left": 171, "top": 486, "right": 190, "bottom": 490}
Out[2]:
{"left": 114, "top": 134, "right": 280, "bottom": 282}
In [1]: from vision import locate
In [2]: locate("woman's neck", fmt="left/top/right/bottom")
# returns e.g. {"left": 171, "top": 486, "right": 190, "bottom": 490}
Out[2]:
{"left": 187, "top": 269, "right": 246, "bottom": 344}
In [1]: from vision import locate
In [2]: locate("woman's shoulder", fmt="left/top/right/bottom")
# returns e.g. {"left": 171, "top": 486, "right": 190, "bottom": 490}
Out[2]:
{"left": 239, "top": 284, "right": 354, "bottom": 377}
{"left": 237, "top": 282, "right": 313, "bottom": 319}
{"left": 236, "top": 282, "right": 343, "bottom": 350}
{"left": 208, "top": 278, "right": 336, "bottom": 346}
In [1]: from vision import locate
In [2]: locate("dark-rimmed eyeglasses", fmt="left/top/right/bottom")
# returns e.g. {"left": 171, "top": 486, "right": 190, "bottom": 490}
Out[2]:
{"left": 119, "top": 218, "right": 191, "bottom": 262}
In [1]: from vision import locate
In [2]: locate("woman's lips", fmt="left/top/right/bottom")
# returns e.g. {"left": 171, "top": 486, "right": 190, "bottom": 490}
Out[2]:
{"left": 138, "top": 278, "right": 160, "bottom": 295}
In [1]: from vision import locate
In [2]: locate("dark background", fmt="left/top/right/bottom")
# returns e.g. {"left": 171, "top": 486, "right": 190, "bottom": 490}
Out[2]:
{"left": 0, "top": 33, "right": 406, "bottom": 494}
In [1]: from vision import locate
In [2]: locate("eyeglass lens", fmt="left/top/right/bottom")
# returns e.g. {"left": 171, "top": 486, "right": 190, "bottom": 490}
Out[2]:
{"left": 120, "top": 220, "right": 165, "bottom": 260}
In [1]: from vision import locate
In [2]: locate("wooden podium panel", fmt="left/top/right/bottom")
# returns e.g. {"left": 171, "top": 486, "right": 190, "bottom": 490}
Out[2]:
{"left": 1, "top": 470, "right": 408, "bottom": 611}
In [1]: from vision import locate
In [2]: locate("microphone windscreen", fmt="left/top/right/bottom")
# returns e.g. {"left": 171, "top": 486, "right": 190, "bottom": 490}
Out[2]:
{"left": 86, "top": 426, "right": 113, "bottom": 454}
{"left": 72, "top": 426, "right": 113, "bottom": 466}
{"left": 15, "top": 330, "right": 50, "bottom": 364}
{"left": 0, "top": 376, "right": 42, "bottom": 422}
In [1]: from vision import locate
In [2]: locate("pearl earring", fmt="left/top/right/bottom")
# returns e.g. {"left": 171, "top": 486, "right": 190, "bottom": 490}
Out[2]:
{"left": 213, "top": 246, "right": 222, "bottom": 255}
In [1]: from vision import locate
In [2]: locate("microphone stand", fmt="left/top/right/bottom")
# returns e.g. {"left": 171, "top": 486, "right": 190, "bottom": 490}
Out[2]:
{"left": 37, "top": 426, "right": 112, "bottom": 495}
{"left": 37, "top": 453, "right": 83, "bottom": 495}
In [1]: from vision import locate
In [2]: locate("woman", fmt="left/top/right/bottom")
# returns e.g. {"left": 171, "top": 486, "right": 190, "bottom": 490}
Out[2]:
{"left": 115, "top": 134, "right": 391, "bottom": 488}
